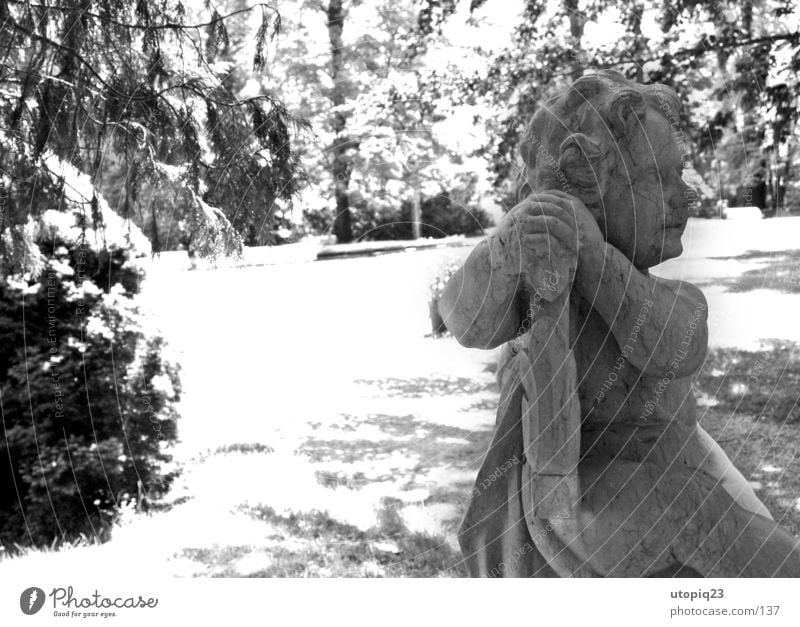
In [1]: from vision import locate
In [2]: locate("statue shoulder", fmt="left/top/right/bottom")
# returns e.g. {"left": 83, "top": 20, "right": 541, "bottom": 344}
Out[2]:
{"left": 653, "top": 275, "right": 708, "bottom": 312}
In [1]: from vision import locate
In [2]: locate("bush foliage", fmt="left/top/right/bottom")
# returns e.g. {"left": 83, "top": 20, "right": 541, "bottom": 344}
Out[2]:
{"left": 0, "top": 214, "right": 180, "bottom": 549}
{"left": 350, "top": 193, "right": 493, "bottom": 241}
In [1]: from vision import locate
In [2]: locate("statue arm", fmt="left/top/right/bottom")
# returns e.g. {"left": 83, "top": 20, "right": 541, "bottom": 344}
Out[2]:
{"left": 577, "top": 242, "right": 708, "bottom": 378}
{"left": 438, "top": 235, "right": 526, "bottom": 349}
{"left": 439, "top": 194, "right": 579, "bottom": 349}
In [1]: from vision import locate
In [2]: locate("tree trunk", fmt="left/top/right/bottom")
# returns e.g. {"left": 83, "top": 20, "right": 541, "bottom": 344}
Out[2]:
{"left": 564, "top": 0, "right": 586, "bottom": 80}
{"left": 327, "top": 0, "right": 354, "bottom": 243}
{"left": 411, "top": 187, "right": 421, "bottom": 239}
{"left": 630, "top": 2, "right": 644, "bottom": 83}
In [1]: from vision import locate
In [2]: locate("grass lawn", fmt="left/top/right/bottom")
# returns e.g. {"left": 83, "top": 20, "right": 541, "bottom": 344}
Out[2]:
{"left": 695, "top": 342, "right": 800, "bottom": 536}
{"left": 3, "top": 219, "right": 800, "bottom": 578}
{"left": 161, "top": 342, "right": 800, "bottom": 578}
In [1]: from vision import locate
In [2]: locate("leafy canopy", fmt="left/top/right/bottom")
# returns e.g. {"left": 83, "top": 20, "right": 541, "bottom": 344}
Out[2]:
{"left": 0, "top": 0, "right": 308, "bottom": 271}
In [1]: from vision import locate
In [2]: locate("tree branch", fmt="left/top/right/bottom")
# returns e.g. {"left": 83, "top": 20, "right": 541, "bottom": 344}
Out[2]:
{"left": 509, "top": 31, "right": 800, "bottom": 87}
{"left": 6, "top": 0, "right": 279, "bottom": 32}
{"left": 5, "top": 16, "right": 298, "bottom": 117}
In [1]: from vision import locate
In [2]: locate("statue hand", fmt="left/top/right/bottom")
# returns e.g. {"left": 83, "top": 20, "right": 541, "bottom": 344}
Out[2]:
{"left": 517, "top": 190, "right": 606, "bottom": 283}
{"left": 490, "top": 195, "right": 580, "bottom": 300}
{"left": 526, "top": 190, "right": 604, "bottom": 255}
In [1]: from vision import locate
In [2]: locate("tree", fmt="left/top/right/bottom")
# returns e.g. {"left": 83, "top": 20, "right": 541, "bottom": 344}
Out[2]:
{"left": 325, "top": 0, "right": 358, "bottom": 243}
{"left": 0, "top": 173, "right": 181, "bottom": 548}
{"left": 352, "top": 66, "right": 495, "bottom": 238}
{"left": 0, "top": 0, "right": 307, "bottom": 270}
{"left": 265, "top": 0, "right": 497, "bottom": 241}
{"left": 416, "top": 0, "right": 800, "bottom": 213}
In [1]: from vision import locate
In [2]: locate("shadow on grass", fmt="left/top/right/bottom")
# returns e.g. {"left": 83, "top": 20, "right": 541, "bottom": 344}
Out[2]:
{"left": 695, "top": 341, "right": 800, "bottom": 423}
{"left": 298, "top": 411, "right": 492, "bottom": 531}
{"left": 699, "top": 248, "right": 800, "bottom": 293}
{"left": 299, "top": 375, "right": 497, "bottom": 494}
{"left": 175, "top": 374, "right": 497, "bottom": 577}
{"left": 695, "top": 341, "right": 800, "bottom": 535}
{"left": 353, "top": 375, "right": 497, "bottom": 398}
{"left": 179, "top": 501, "right": 467, "bottom": 578}
{"left": 171, "top": 347, "right": 800, "bottom": 577}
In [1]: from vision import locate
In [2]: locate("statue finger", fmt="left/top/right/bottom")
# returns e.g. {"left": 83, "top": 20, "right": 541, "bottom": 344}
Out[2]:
{"left": 518, "top": 197, "right": 581, "bottom": 226}
{"left": 523, "top": 232, "right": 578, "bottom": 258}
{"left": 523, "top": 193, "right": 594, "bottom": 225}
{"left": 519, "top": 215, "right": 579, "bottom": 248}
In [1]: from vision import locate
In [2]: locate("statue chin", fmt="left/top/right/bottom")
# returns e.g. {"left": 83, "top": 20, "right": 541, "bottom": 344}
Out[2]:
{"left": 633, "top": 237, "right": 684, "bottom": 270}
{"left": 656, "top": 235, "right": 685, "bottom": 266}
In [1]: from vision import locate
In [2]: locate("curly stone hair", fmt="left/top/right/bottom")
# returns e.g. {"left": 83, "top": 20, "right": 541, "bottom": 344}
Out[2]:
{"left": 517, "top": 70, "right": 682, "bottom": 211}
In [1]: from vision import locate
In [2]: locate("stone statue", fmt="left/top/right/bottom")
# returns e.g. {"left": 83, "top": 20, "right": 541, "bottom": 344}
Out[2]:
{"left": 439, "top": 70, "right": 800, "bottom": 577}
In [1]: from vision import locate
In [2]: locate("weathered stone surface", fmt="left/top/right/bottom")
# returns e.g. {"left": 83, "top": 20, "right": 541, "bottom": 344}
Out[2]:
{"left": 440, "top": 70, "right": 800, "bottom": 577}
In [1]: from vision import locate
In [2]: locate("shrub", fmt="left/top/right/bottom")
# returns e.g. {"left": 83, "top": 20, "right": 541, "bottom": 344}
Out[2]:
{"left": 783, "top": 182, "right": 800, "bottom": 214}
{"left": 352, "top": 192, "right": 493, "bottom": 241}
{"left": 427, "top": 260, "right": 461, "bottom": 335}
{"left": 0, "top": 211, "right": 180, "bottom": 549}
{"left": 415, "top": 194, "right": 493, "bottom": 239}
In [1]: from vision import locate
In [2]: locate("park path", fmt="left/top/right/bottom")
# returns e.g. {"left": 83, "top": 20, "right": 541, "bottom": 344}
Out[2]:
{"left": 3, "top": 217, "right": 800, "bottom": 577}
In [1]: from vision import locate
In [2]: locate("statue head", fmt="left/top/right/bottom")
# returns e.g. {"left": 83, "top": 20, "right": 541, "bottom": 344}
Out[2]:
{"left": 519, "top": 70, "right": 697, "bottom": 269}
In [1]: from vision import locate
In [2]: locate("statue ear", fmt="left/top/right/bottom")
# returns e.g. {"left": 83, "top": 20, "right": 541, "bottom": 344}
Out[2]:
{"left": 607, "top": 89, "right": 647, "bottom": 140}
{"left": 564, "top": 75, "right": 607, "bottom": 110}
{"left": 558, "top": 133, "right": 604, "bottom": 206}
{"left": 515, "top": 174, "right": 533, "bottom": 204}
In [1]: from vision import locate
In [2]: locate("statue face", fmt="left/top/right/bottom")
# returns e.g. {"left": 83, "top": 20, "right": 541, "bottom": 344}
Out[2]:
{"left": 599, "top": 109, "right": 696, "bottom": 269}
